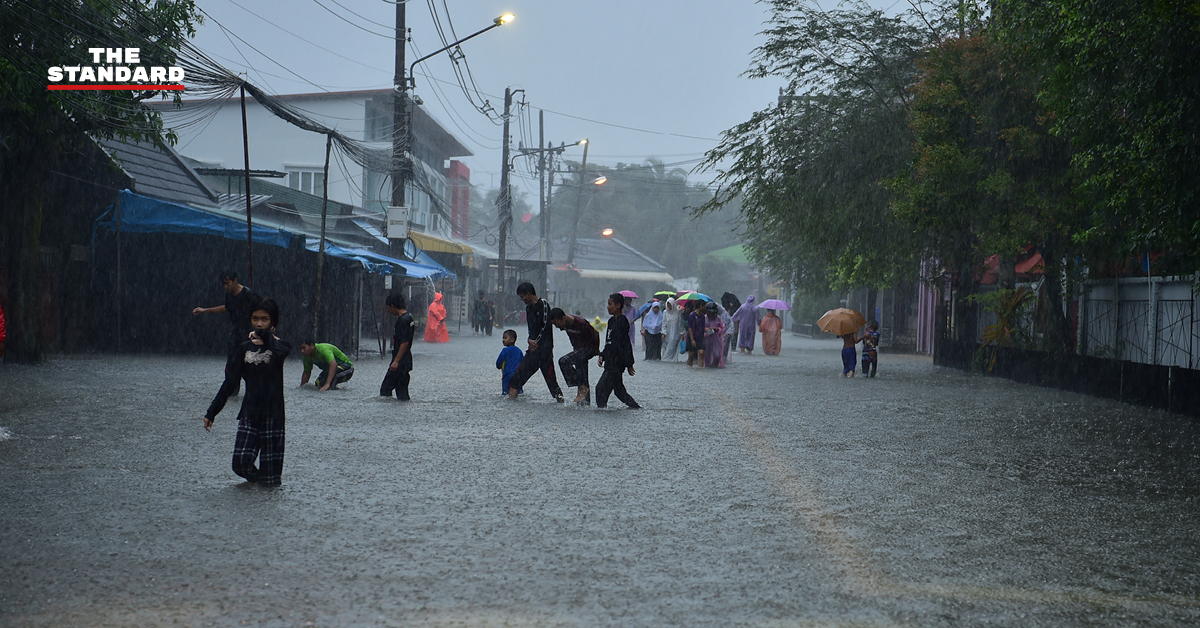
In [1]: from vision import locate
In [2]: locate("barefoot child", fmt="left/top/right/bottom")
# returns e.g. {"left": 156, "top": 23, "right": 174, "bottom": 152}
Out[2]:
{"left": 201, "top": 299, "right": 291, "bottom": 486}
{"left": 841, "top": 332, "right": 858, "bottom": 378}
{"left": 496, "top": 329, "right": 524, "bottom": 396}
{"left": 550, "top": 308, "right": 600, "bottom": 405}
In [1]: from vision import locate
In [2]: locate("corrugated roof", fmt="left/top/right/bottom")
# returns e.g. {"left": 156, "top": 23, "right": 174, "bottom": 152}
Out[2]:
{"left": 556, "top": 238, "right": 669, "bottom": 273}
{"left": 99, "top": 137, "right": 220, "bottom": 208}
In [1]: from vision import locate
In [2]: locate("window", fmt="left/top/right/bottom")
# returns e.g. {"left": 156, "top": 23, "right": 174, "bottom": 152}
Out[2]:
{"left": 288, "top": 168, "right": 325, "bottom": 195}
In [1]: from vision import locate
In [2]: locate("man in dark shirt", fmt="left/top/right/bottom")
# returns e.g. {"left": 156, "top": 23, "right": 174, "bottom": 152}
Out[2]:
{"left": 380, "top": 292, "right": 416, "bottom": 401}
{"left": 597, "top": 293, "right": 640, "bottom": 409}
{"left": 550, "top": 307, "right": 600, "bottom": 405}
{"left": 193, "top": 270, "right": 261, "bottom": 394}
{"left": 506, "top": 282, "right": 564, "bottom": 402}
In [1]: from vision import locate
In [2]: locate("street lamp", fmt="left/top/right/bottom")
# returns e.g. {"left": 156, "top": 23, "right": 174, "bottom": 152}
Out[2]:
{"left": 392, "top": 11, "right": 512, "bottom": 260}
{"left": 407, "top": 14, "right": 514, "bottom": 91}
{"left": 601, "top": 228, "right": 614, "bottom": 237}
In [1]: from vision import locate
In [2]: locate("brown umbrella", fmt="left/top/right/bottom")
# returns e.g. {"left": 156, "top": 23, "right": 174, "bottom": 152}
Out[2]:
{"left": 817, "top": 308, "right": 867, "bottom": 336}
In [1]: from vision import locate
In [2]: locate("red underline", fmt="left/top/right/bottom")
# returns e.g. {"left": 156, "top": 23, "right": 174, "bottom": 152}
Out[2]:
{"left": 47, "top": 84, "right": 185, "bottom": 91}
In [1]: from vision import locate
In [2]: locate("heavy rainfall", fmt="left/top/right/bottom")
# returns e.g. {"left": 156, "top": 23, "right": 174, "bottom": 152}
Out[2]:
{"left": 2, "top": 0, "right": 1200, "bottom": 626}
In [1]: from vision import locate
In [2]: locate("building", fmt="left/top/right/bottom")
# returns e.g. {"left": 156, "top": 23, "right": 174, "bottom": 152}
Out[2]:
{"left": 154, "top": 89, "right": 473, "bottom": 246}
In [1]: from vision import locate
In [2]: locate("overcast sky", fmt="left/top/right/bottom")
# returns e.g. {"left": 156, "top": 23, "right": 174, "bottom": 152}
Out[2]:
{"left": 181, "top": 0, "right": 795, "bottom": 196}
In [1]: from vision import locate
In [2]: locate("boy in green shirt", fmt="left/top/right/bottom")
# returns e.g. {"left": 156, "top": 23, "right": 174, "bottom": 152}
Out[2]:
{"left": 298, "top": 340, "right": 355, "bottom": 391}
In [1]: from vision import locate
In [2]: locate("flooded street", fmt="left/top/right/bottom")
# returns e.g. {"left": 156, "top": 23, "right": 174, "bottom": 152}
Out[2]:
{"left": 2, "top": 334, "right": 1199, "bottom": 627}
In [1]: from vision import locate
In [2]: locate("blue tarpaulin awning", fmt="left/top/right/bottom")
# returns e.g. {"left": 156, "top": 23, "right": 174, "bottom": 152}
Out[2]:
{"left": 95, "top": 190, "right": 293, "bottom": 248}
{"left": 305, "top": 241, "right": 455, "bottom": 281}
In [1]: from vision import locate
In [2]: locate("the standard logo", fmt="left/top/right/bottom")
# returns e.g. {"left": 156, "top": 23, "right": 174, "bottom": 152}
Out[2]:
{"left": 47, "top": 47, "right": 184, "bottom": 91}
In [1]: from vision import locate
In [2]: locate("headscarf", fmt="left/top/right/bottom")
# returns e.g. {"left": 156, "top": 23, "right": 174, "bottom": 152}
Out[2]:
{"left": 643, "top": 300, "right": 664, "bottom": 333}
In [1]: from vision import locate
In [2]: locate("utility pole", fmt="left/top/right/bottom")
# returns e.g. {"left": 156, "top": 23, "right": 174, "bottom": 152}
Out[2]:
{"left": 537, "top": 109, "right": 546, "bottom": 261}
{"left": 545, "top": 143, "right": 556, "bottom": 261}
{"left": 496, "top": 87, "right": 513, "bottom": 297}
{"left": 565, "top": 140, "right": 589, "bottom": 264}
{"left": 390, "top": 0, "right": 407, "bottom": 259}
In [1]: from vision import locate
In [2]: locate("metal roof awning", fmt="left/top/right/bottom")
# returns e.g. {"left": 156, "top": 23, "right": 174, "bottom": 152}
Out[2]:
{"left": 571, "top": 269, "right": 676, "bottom": 283}
{"left": 407, "top": 231, "right": 473, "bottom": 255}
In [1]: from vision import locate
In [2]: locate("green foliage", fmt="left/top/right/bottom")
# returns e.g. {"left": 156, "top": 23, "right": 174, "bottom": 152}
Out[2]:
{"left": 993, "top": 0, "right": 1200, "bottom": 270}
{"left": 1, "top": 0, "right": 200, "bottom": 363}
{"left": 887, "top": 31, "right": 1083, "bottom": 277}
{"left": 696, "top": 0, "right": 952, "bottom": 293}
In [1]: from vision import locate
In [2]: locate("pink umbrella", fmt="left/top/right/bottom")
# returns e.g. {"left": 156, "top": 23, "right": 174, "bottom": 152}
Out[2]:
{"left": 619, "top": 290, "right": 638, "bottom": 299}
{"left": 758, "top": 299, "right": 792, "bottom": 311}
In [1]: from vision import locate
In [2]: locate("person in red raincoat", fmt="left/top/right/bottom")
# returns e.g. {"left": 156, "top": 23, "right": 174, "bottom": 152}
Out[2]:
{"left": 423, "top": 292, "right": 449, "bottom": 343}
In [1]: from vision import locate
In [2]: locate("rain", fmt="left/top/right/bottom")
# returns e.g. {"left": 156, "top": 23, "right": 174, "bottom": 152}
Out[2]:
{"left": 3, "top": 0, "right": 1200, "bottom": 625}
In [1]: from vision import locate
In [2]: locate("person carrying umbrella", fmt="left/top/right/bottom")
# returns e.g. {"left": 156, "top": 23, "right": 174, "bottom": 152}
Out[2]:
{"left": 817, "top": 308, "right": 867, "bottom": 377}
{"left": 757, "top": 299, "right": 791, "bottom": 356}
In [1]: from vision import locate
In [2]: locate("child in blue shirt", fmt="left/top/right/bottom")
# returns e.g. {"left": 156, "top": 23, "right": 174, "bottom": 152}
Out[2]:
{"left": 496, "top": 329, "right": 524, "bottom": 396}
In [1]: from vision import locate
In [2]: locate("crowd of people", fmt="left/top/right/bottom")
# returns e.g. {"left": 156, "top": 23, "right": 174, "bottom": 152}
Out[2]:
{"left": 189, "top": 270, "right": 876, "bottom": 487}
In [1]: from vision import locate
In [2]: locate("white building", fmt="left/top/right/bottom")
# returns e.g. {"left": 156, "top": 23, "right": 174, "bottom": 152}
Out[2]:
{"left": 154, "top": 89, "right": 472, "bottom": 241}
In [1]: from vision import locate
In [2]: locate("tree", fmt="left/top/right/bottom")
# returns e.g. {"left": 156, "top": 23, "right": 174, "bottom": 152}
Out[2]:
{"left": 993, "top": 0, "right": 1200, "bottom": 272}
{"left": 1, "top": 0, "right": 200, "bottom": 363}
{"left": 887, "top": 29, "right": 1084, "bottom": 350}
{"left": 696, "top": 0, "right": 954, "bottom": 294}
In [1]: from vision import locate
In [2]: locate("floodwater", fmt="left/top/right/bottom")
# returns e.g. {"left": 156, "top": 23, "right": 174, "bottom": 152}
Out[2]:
{"left": 2, "top": 332, "right": 1199, "bottom": 627}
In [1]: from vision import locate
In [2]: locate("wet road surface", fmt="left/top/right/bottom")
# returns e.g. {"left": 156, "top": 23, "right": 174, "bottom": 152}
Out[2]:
{"left": 2, "top": 333, "right": 1199, "bottom": 626}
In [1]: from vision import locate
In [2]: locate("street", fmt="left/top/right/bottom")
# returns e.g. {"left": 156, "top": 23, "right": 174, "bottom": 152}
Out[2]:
{"left": 2, "top": 333, "right": 1199, "bottom": 627}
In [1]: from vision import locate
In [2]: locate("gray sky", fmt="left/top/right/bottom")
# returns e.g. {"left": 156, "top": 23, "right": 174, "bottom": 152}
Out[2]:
{"left": 184, "top": 0, "right": 789, "bottom": 194}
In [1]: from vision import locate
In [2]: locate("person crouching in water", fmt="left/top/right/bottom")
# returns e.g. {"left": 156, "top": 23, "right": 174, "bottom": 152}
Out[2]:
{"left": 201, "top": 299, "right": 291, "bottom": 486}
{"left": 496, "top": 329, "right": 524, "bottom": 396}
{"left": 298, "top": 340, "right": 354, "bottom": 391}
{"left": 550, "top": 307, "right": 600, "bottom": 405}
{"left": 596, "top": 293, "right": 640, "bottom": 409}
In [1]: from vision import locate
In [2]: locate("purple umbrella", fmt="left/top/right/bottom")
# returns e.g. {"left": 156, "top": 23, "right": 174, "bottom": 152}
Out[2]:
{"left": 757, "top": 299, "right": 792, "bottom": 311}
{"left": 619, "top": 290, "right": 638, "bottom": 299}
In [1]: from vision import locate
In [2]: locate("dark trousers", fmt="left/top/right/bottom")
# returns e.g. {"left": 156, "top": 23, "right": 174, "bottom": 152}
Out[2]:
{"left": 380, "top": 359, "right": 411, "bottom": 400}
{"left": 644, "top": 332, "right": 663, "bottom": 361}
{"left": 316, "top": 365, "right": 354, "bottom": 388}
{"left": 233, "top": 414, "right": 284, "bottom": 486}
{"left": 596, "top": 366, "right": 639, "bottom": 409}
{"left": 559, "top": 348, "right": 596, "bottom": 388}
{"left": 510, "top": 347, "right": 563, "bottom": 399}
{"left": 862, "top": 356, "right": 877, "bottom": 377}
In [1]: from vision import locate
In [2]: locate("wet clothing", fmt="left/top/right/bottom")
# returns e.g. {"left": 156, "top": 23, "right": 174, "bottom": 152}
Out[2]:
{"left": 424, "top": 293, "right": 449, "bottom": 343}
{"left": 687, "top": 310, "right": 705, "bottom": 353}
{"left": 205, "top": 333, "right": 291, "bottom": 486}
{"left": 224, "top": 286, "right": 262, "bottom": 339}
{"left": 472, "top": 297, "right": 489, "bottom": 334}
{"left": 557, "top": 314, "right": 600, "bottom": 390}
{"left": 704, "top": 314, "right": 726, "bottom": 368}
{"left": 303, "top": 343, "right": 354, "bottom": 388}
{"left": 760, "top": 313, "right": 783, "bottom": 355}
{"left": 597, "top": 315, "right": 639, "bottom": 409}
{"left": 861, "top": 329, "right": 879, "bottom": 377}
{"left": 660, "top": 298, "right": 679, "bottom": 363}
{"left": 497, "top": 345, "right": 524, "bottom": 395}
{"left": 381, "top": 312, "right": 415, "bottom": 400}
{"left": 732, "top": 295, "right": 762, "bottom": 351}
{"left": 718, "top": 304, "right": 735, "bottom": 363}
{"left": 842, "top": 346, "right": 858, "bottom": 375}
{"left": 509, "top": 297, "right": 563, "bottom": 399}
{"left": 642, "top": 303, "right": 664, "bottom": 361}
{"left": 509, "top": 346, "right": 563, "bottom": 400}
